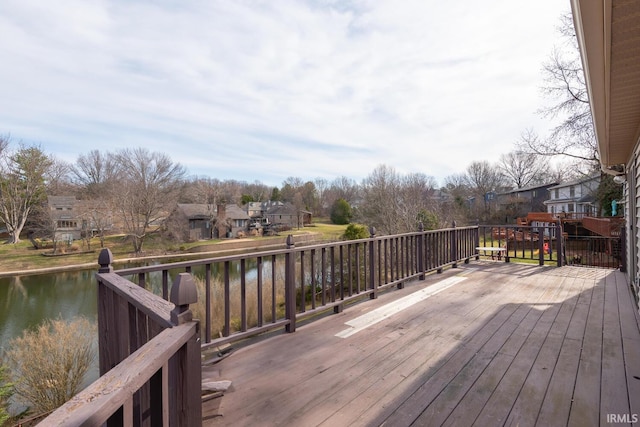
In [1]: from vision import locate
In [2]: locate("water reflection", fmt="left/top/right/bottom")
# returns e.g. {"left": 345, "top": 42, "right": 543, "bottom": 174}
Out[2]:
{"left": 0, "top": 258, "right": 266, "bottom": 351}
{"left": 0, "top": 270, "right": 97, "bottom": 350}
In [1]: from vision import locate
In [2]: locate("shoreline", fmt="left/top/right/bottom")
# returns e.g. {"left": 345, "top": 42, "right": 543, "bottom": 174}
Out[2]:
{"left": 0, "top": 232, "right": 326, "bottom": 278}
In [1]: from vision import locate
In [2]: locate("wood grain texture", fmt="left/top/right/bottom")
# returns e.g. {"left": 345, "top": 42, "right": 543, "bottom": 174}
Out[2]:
{"left": 203, "top": 263, "right": 638, "bottom": 427}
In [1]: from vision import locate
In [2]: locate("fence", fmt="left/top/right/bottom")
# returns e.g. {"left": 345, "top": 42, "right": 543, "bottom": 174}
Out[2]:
{"left": 47, "top": 222, "right": 601, "bottom": 425}
{"left": 113, "top": 223, "right": 478, "bottom": 350}
{"left": 479, "top": 223, "right": 624, "bottom": 269}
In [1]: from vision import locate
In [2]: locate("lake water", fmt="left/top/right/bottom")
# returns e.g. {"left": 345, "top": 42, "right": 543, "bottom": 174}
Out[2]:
{"left": 0, "top": 257, "right": 265, "bottom": 351}
{"left": 0, "top": 269, "right": 98, "bottom": 350}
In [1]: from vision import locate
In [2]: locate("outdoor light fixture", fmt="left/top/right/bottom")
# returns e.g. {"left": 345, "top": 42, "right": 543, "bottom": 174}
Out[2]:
{"left": 613, "top": 175, "right": 627, "bottom": 184}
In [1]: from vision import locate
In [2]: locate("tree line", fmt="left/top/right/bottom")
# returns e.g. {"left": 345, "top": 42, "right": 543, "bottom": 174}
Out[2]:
{"left": 0, "top": 131, "right": 600, "bottom": 252}
{"left": 0, "top": 13, "right": 610, "bottom": 251}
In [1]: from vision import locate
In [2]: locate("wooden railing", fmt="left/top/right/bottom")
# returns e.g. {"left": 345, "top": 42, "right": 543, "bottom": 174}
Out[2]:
{"left": 114, "top": 223, "right": 478, "bottom": 349}
{"left": 479, "top": 224, "right": 564, "bottom": 266}
{"left": 479, "top": 223, "right": 625, "bottom": 270}
{"left": 41, "top": 223, "right": 479, "bottom": 426}
{"left": 43, "top": 249, "right": 202, "bottom": 426}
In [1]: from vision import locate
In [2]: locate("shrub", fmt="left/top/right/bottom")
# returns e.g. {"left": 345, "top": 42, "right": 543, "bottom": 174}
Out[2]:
{"left": 330, "top": 198, "right": 352, "bottom": 225}
{"left": 4, "top": 317, "right": 96, "bottom": 414}
{"left": 343, "top": 224, "right": 369, "bottom": 240}
{"left": 0, "top": 364, "right": 13, "bottom": 426}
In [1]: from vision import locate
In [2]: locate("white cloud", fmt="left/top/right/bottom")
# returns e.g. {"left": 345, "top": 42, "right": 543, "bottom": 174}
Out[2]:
{"left": 0, "top": 0, "right": 570, "bottom": 186}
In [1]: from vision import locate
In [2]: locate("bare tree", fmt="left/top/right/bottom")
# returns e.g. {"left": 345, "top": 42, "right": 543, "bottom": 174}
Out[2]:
{"left": 519, "top": 13, "right": 598, "bottom": 167}
{"left": 71, "top": 150, "right": 117, "bottom": 247}
{"left": 71, "top": 150, "right": 117, "bottom": 198}
{"left": 326, "top": 176, "right": 360, "bottom": 209}
{"left": 45, "top": 157, "right": 74, "bottom": 196}
{"left": 314, "top": 177, "right": 329, "bottom": 216}
{"left": 464, "top": 161, "right": 506, "bottom": 220}
{"left": 112, "top": 148, "right": 186, "bottom": 254}
{"left": 357, "top": 165, "right": 437, "bottom": 234}
{"left": 396, "top": 172, "right": 438, "bottom": 232}
{"left": 499, "top": 150, "right": 550, "bottom": 188}
{"left": 358, "top": 165, "right": 401, "bottom": 234}
{"left": 243, "top": 180, "right": 270, "bottom": 202}
{"left": 0, "top": 141, "right": 53, "bottom": 243}
{"left": 441, "top": 173, "right": 473, "bottom": 225}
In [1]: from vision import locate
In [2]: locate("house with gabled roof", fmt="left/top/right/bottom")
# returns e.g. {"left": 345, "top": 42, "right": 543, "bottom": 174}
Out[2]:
{"left": 167, "top": 203, "right": 251, "bottom": 241}
{"left": 46, "top": 195, "right": 114, "bottom": 242}
{"left": 496, "top": 182, "right": 559, "bottom": 220}
{"left": 543, "top": 174, "right": 600, "bottom": 218}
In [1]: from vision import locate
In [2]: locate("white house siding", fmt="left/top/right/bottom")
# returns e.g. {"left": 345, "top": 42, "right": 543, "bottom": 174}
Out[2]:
{"left": 631, "top": 143, "right": 640, "bottom": 301}
{"left": 544, "top": 175, "right": 599, "bottom": 216}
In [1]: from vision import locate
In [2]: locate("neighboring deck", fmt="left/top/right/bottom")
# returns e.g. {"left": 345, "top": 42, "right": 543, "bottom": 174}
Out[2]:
{"left": 204, "top": 262, "right": 640, "bottom": 426}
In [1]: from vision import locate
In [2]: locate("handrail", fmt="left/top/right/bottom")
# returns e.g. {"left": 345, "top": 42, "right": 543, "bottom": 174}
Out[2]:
{"left": 42, "top": 225, "right": 479, "bottom": 426}
{"left": 97, "top": 272, "right": 174, "bottom": 328}
{"left": 42, "top": 323, "right": 196, "bottom": 426}
{"left": 42, "top": 251, "right": 203, "bottom": 426}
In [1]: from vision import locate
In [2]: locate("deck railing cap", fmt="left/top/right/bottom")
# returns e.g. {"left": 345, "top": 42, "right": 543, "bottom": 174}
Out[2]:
{"left": 98, "top": 248, "right": 114, "bottom": 273}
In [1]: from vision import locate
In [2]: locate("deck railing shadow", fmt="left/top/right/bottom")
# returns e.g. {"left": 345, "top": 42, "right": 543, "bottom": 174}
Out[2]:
{"left": 362, "top": 266, "right": 626, "bottom": 426}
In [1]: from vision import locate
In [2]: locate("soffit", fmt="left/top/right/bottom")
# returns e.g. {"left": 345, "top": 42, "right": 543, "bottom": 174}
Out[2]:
{"left": 572, "top": 0, "right": 640, "bottom": 168}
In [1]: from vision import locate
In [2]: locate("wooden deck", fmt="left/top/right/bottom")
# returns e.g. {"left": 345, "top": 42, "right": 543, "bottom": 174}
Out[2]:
{"left": 203, "top": 262, "right": 640, "bottom": 426}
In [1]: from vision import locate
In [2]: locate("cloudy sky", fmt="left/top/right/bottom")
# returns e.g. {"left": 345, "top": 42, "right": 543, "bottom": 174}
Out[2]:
{"left": 0, "top": 0, "right": 570, "bottom": 187}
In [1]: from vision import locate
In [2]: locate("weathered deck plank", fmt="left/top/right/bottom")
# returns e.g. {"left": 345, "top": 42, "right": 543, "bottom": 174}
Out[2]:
{"left": 204, "top": 263, "right": 638, "bottom": 427}
{"left": 568, "top": 270, "right": 605, "bottom": 427}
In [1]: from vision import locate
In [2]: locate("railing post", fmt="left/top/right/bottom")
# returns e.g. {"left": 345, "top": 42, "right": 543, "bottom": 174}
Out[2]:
{"left": 169, "top": 273, "right": 202, "bottom": 427}
{"left": 417, "top": 222, "right": 425, "bottom": 280}
{"left": 620, "top": 226, "right": 627, "bottom": 273}
{"left": 285, "top": 235, "right": 297, "bottom": 332}
{"left": 451, "top": 221, "right": 458, "bottom": 268}
{"left": 538, "top": 229, "right": 545, "bottom": 266}
{"left": 96, "top": 248, "right": 115, "bottom": 389}
{"left": 475, "top": 222, "right": 480, "bottom": 260}
{"left": 556, "top": 222, "right": 564, "bottom": 267}
{"left": 369, "top": 226, "right": 377, "bottom": 299}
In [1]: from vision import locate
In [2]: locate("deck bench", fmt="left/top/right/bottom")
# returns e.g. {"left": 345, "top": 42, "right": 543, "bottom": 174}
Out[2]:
{"left": 476, "top": 246, "right": 506, "bottom": 260}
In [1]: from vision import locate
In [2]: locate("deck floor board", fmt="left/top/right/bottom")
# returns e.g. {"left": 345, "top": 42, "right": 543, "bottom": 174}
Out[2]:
{"left": 204, "top": 262, "right": 639, "bottom": 427}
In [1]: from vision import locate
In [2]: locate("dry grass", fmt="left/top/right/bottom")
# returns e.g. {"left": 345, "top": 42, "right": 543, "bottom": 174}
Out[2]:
{"left": 3, "top": 317, "right": 96, "bottom": 415}
{"left": 0, "top": 365, "right": 11, "bottom": 426}
{"left": 191, "top": 263, "right": 287, "bottom": 339}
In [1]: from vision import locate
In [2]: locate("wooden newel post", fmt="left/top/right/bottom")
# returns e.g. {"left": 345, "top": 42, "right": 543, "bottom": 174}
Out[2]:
{"left": 417, "top": 222, "right": 425, "bottom": 280}
{"left": 285, "top": 235, "right": 297, "bottom": 333}
{"left": 170, "top": 273, "right": 198, "bottom": 325}
{"left": 96, "top": 248, "right": 115, "bottom": 379}
{"left": 98, "top": 248, "right": 114, "bottom": 273}
{"left": 369, "top": 226, "right": 377, "bottom": 299}
{"left": 169, "top": 273, "right": 202, "bottom": 426}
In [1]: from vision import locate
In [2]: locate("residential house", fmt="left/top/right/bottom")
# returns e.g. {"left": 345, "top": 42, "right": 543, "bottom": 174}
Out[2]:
{"left": 216, "top": 204, "right": 251, "bottom": 238}
{"left": 169, "top": 204, "right": 215, "bottom": 241}
{"left": 244, "top": 201, "right": 312, "bottom": 229}
{"left": 168, "top": 203, "right": 251, "bottom": 240}
{"left": 496, "top": 182, "right": 558, "bottom": 220}
{"left": 47, "top": 196, "right": 114, "bottom": 242}
{"left": 264, "top": 202, "right": 312, "bottom": 229}
{"left": 571, "top": 1, "right": 640, "bottom": 300}
{"left": 543, "top": 174, "right": 600, "bottom": 218}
